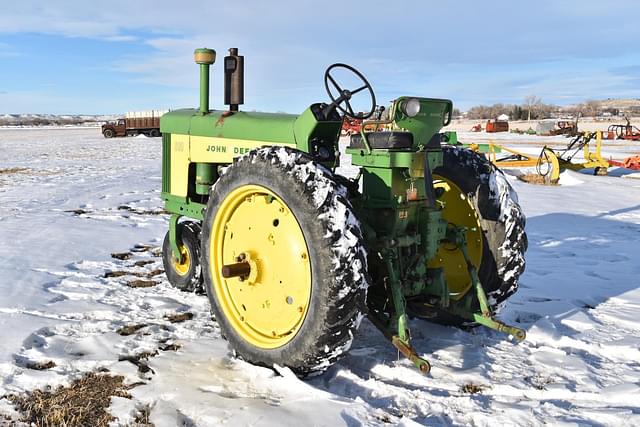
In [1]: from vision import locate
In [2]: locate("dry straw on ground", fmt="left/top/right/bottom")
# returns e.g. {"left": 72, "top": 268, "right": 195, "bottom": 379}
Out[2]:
{"left": 8, "top": 372, "right": 131, "bottom": 427}
{"left": 517, "top": 173, "right": 557, "bottom": 185}
{"left": 0, "top": 167, "right": 29, "bottom": 175}
{"left": 165, "top": 312, "right": 193, "bottom": 323}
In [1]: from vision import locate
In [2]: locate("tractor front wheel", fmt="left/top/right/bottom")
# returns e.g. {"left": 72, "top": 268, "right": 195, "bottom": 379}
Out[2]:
{"left": 201, "top": 147, "right": 368, "bottom": 376}
{"left": 162, "top": 222, "right": 203, "bottom": 293}
{"left": 427, "top": 145, "right": 527, "bottom": 323}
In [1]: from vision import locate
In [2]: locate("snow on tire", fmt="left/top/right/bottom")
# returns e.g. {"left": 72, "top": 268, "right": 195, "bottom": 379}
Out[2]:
{"left": 201, "top": 146, "right": 369, "bottom": 376}
{"left": 434, "top": 145, "right": 527, "bottom": 317}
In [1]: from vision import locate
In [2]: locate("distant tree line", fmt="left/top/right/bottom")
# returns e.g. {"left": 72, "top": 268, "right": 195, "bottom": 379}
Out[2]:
{"left": 0, "top": 117, "right": 102, "bottom": 126}
{"left": 462, "top": 97, "right": 636, "bottom": 120}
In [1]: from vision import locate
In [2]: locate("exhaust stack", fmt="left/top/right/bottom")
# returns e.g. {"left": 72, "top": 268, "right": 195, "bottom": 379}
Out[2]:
{"left": 224, "top": 48, "right": 244, "bottom": 112}
{"left": 194, "top": 48, "right": 216, "bottom": 114}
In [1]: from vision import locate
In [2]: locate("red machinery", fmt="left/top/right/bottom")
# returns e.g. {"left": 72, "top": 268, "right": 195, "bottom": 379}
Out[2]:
{"left": 608, "top": 156, "right": 640, "bottom": 170}
{"left": 341, "top": 117, "right": 363, "bottom": 135}
{"left": 341, "top": 116, "right": 387, "bottom": 135}
{"left": 485, "top": 119, "right": 509, "bottom": 133}
{"left": 607, "top": 119, "right": 640, "bottom": 141}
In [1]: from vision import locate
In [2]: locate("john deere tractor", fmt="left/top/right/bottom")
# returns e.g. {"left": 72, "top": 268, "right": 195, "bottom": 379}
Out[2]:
{"left": 160, "top": 47, "right": 527, "bottom": 376}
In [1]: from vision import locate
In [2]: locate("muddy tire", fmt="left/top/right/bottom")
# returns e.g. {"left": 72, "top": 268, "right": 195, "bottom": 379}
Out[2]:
{"left": 162, "top": 222, "right": 203, "bottom": 293}
{"left": 432, "top": 145, "right": 527, "bottom": 322}
{"left": 201, "top": 146, "right": 368, "bottom": 376}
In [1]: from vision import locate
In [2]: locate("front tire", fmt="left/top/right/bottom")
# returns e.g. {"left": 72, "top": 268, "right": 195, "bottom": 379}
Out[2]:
{"left": 430, "top": 146, "right": 527, "bottom": 322}
{"left": 162, "top": 222, "right": 203, "bottom": 293}
{"left": 201, "top": 147, "right": 368, "bottom": 376}
{"left": 103, "top": 129, "right": 115, "bottom": 138}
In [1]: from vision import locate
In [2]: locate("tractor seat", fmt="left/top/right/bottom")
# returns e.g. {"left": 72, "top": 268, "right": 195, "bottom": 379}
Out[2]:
{"left": 349, "top": 131, "right": 414, "bottom": 150}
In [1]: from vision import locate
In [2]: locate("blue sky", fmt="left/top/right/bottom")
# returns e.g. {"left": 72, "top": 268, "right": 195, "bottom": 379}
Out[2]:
{"left": 0, "top": 0, "right": 638, "bottom": 114}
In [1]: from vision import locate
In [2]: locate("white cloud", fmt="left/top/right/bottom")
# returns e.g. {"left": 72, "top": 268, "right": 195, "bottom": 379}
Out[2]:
{"left": 103, "top": 35, "right": 139, "bottom": 43}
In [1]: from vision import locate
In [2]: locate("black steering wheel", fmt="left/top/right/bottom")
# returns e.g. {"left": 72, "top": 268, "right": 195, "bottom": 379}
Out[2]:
{"left": 324, "top": 63, "right": 376, "bottom": 120}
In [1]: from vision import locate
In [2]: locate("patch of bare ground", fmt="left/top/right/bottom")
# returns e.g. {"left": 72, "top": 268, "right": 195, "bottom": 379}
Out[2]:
{"left": 119, "top": 351, "right": 158, "bottom": 374}
{"left": 131, "top": 244, "right": 154, "bottom": 253}
{"left": 132, "top": 260, "right": 154, "bottom": 267}
{"left": 118, "top": 246, "right": 162, "bottom": 258}
{"left": 374, "top": 413, "right": 393, "bottom": 423}
{"left": 0, "top": 167, "right": 30, "bottom": 186}
{"left": 116, "top": 324, "right": 147, "bottom": 336}
{"left": 65, "top": 208, "right": 91, "bottom": 215}
{"left": 7, "top": 372, "right": 131, "bottom": 427}
{"left": 105, "top": 269, "right": 163, "bottom": 279}
{"left": 127, "top": 279, "right": 158, "bottom": 288}
{"left": 1, "top": 167, "right": 58, "bottom": 176}
{"left": 104, "top": 270, "right": 145, "bottom": 278}
{"left": 111, "top": 252, "right": 133, "bottom": 260}
{"left": 460, "top": 382, "right": 488, "bottom": 394}
{"left": 118, "top": 205, "right": 167, "bottom": 216}
{"left": 526, "top": 374, "right": 555, "bottom": 390}
{"left": 147, "top": 269, "right": 164, "bottom": 277}
{"left": 25, "top": 360, "right": 56, "bottom": 371}
{"left": 159, "top": 342, "right": 182, "bottom": 351}
{"left": 165, "top": 312, "right": 193, "bottom": 323}
{"left": 517, "top": 173, "right": 558, "bottom": 185}
{"left": 0, "top": 167, "right": 29, "bottom": 175}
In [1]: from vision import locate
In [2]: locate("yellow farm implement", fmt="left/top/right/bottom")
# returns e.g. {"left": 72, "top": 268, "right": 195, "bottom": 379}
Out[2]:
{"left": 465, "top": 131, "right": 609, "bottom": 184}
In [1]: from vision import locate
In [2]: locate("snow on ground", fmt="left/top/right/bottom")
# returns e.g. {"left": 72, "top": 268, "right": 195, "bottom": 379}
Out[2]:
{"left": 0, "top": 127, "right": 639, "bottom": 426}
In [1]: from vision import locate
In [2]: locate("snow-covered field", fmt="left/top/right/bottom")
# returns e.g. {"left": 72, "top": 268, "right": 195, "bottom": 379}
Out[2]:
{"left": 1, "top": 127, "right": 639, "bottom": 426}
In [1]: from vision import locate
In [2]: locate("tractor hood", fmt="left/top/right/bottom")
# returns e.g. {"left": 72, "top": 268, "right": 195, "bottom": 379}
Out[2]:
{"left": 161, "top": 109, "right": 299, "bottom": 144}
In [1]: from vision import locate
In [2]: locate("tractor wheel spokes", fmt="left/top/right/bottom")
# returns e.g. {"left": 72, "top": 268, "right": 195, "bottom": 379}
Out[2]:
{"left": 327, "top": 74, "right": 342, "bottom": 94}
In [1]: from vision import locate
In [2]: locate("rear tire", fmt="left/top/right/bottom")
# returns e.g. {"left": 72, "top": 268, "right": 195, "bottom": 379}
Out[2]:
{"left": 430, "top": 146, "right": 527, "bottom": 323}
{"left": 201, "top": 146, "right": 368, "bottom": 376}
{"left": 149, "top": 129, "right": 160, "bottom": 137}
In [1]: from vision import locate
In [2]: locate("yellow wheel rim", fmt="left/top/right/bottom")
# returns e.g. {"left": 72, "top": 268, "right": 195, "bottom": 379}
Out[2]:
{"left": 428, "top": 175, "right": 483, "bottom": 300}
{"left": 210, "top": 184, "right": 312, "bottom": 349}
{"left": 173, "top": 245, "right": 190, "bottom": 276}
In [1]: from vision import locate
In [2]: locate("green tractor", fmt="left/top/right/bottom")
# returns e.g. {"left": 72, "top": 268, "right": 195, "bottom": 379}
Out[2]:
{"left": 160, "top": 47, "right": 527, "bottom": 376}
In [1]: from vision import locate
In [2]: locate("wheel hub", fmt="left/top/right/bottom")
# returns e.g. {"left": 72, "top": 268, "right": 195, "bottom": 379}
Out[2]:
{"left": 173, "top": 245, "right": 190, "bottom": 276}
{"left": 428, "top": 175, "right": 483, "bottom": 299}
{"left": 210, "top": 185, "right": 312, "bottom": 349}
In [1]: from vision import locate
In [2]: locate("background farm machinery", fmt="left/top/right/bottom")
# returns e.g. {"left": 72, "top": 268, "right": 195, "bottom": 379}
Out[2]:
{"left": 460, "top": 129, "right": 640, "bottom": 183}
{"left": 460, "top": 132, "right": 608, "bottom": 183}
{"left": 102, "top": 110, "right": 164, "bottom": 138}
{"left": 606, "top": 118, "right": 640, "bottom": 141}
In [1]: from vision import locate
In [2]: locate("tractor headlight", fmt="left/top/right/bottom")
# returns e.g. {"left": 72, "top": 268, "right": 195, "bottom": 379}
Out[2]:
{"left": 401, "top": 98, "right": 421, "bottom": 118}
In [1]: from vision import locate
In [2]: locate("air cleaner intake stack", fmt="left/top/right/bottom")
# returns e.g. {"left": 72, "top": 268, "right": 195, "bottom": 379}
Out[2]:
{"left": 194, "top": 48, "right": 216, "bottom": 114}
{"left": 224, "top": 48, "right": 244, "bottom": 111}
